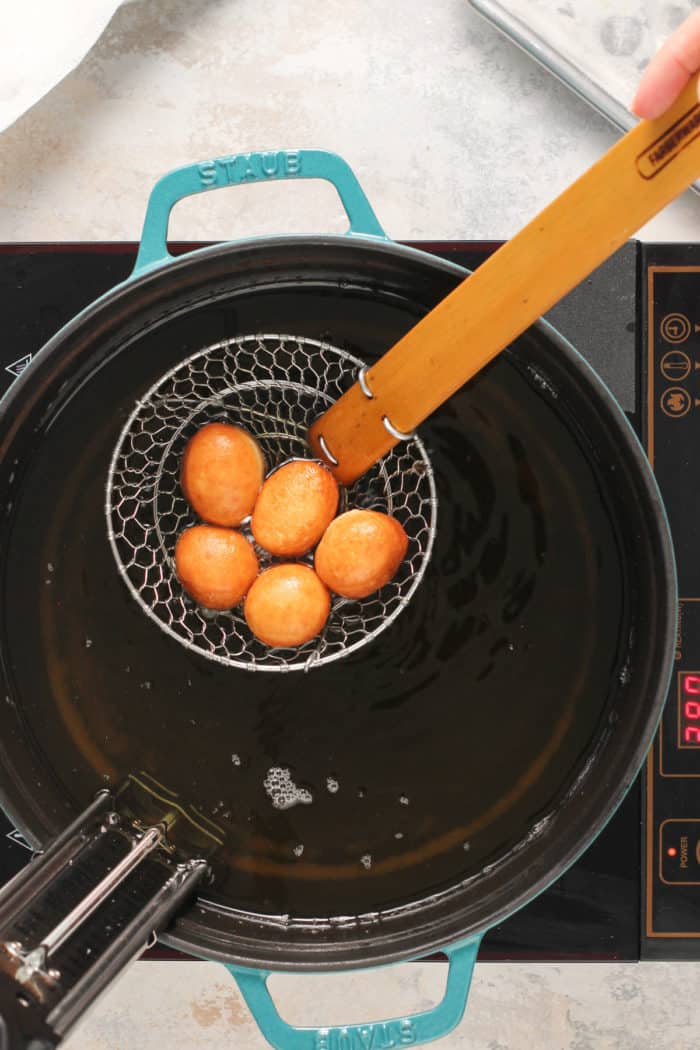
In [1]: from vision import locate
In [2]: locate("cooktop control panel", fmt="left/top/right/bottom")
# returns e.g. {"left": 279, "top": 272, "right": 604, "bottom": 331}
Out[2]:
{"left": 643, "top": 244, "right": 700, "bottom": 957}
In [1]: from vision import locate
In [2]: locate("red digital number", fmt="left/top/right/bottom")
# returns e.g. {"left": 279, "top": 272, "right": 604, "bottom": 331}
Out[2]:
{"left": 685, "top": 726, "right": 700, "bottom": 743}
{"left": 685, "top": 700, "right": 700, "bottom": 720}
{"left": 684, "top": 675, "right": 700, "bottom": 695}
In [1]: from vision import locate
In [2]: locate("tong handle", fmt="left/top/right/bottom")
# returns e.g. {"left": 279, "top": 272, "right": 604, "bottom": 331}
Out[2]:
{"left": 0, "top": 782, "right": 214, "bottom": 1049}
{"left": 309, "top": 74, "right": 700, "bottom": 484}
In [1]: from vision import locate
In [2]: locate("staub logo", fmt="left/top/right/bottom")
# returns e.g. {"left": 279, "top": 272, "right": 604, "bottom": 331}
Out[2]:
{"left": 637, "top": 105, "right": 700, "bottom": 179}
{"left": 198, "top": 150, "right": 301, "bottom": 187}
{"left": 315, "top": 1020, "right": 416, "bottom": 1050}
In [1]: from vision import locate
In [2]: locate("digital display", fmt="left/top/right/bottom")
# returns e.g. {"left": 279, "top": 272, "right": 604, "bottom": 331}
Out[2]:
{"left": 679, "top": 673, "right": 700, "bottom": 747}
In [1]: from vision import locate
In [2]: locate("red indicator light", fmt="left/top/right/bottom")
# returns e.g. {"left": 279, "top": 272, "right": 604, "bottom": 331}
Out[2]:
{"left": 668, "top": 847, "right": 678, "bottom": 857}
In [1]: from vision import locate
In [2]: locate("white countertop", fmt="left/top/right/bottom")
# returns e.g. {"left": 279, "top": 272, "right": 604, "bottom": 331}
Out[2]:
{"left": 63, "top": 958, "right": 700, "bottom": 1050}
{"left": 1, "top": 2, "right": 699, "bottom": 1049}
{"left": 1, "top": 0, "right": 699, "bottom": 245}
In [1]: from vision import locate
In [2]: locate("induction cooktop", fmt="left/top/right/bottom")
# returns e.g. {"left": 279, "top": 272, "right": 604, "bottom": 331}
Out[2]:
{"left": 0, "top": 239, "right": 696, "bottom": 962}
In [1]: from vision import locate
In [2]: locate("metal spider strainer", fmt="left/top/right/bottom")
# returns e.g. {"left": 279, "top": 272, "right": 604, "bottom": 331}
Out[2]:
{"left": 106, "top": 334, "right": 437, "bottom": 672}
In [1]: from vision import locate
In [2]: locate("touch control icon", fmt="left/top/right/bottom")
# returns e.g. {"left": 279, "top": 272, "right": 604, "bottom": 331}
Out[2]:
{"left": 660, "top": 387, "right": 692, "bottom": 418}
{"left": 660, "top": 349, "right": 692, "bottom": 381}
{"left": 5, "top": 353, "right": 32, "bottom": 379}
{"left": 661, "top": 313, "right": 692, "bottom": 344}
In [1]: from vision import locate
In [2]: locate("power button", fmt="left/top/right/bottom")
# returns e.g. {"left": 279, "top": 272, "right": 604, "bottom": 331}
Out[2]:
{"left": 660, "top": 820, "right": 700, "bottom": 884}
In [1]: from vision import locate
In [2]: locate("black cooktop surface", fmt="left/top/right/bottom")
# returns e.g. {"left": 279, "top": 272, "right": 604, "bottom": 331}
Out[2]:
{"left": 0, "top": 239, "right": 693, "bottom": 962}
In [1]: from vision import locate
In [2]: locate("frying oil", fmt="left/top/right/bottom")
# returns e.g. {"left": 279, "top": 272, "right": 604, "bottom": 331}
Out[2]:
{"left": 2, "top": 332, "right": 627, "bottom": 921}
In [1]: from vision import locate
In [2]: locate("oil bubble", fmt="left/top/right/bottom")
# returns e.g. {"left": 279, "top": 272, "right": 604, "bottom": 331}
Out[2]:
{"left": 264, "top": 767, "right": 313, "bottom": 811}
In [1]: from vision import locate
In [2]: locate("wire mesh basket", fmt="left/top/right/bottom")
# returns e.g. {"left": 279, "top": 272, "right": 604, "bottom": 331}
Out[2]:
{"left": 106, "top": 334, "right": 437, "bottom": 672}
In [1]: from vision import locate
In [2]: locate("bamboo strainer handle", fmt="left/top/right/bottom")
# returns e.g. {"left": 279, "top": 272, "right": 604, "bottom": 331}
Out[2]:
{"left": 309, "top": 75, "right": 700, "bottom": 485}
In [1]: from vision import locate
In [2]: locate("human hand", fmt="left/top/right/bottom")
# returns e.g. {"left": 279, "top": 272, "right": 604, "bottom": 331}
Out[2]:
{"left": 632, "top": 8, "right": 700, "bottom": 119}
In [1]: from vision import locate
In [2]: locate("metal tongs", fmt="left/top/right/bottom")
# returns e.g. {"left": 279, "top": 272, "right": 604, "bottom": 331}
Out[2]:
{"left": 0, "top": 775, "right": 222, "bottom": 1049}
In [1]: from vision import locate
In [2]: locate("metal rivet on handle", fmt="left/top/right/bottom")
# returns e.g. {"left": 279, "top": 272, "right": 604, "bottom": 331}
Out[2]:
{"left": 382, "top": 415, "right": 415, "bottom": 443}
{"left": 360, "top": 368, "right": 415, "bottom": 442}
{"left": 317, "top": 435, "right": 339, "bottom": 467}
{"left": 358, "top": 366, "right": 374, "bottom": 400}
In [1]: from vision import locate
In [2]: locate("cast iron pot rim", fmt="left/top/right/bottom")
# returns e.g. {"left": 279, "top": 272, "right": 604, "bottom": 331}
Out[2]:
{"left": 0, "top": 234, "right": 464, "bottom": 412}
{"left": 0, "top": 234, "right": 678, "bottom": 971}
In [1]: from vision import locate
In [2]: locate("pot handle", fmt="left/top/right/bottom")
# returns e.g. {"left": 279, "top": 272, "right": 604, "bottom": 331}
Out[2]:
{"left": 227, "top": 940, "right": 480, "bottom": 1050}
{"left": 133, "top": 149, "right": 387, "bottom": 274}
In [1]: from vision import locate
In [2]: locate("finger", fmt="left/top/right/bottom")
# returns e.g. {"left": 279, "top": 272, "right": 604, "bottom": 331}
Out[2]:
{"left": 631, "top": 8, "right": 700, "bottom": 119}
{"left": 632, "top": 52, "right": 694, "bottom": 118}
